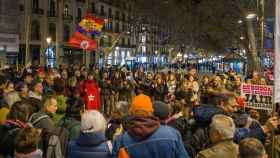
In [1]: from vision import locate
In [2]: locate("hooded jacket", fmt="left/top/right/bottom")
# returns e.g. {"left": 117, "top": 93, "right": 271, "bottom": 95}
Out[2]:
{"left": 112, "top": 116, "right": 190, "bottom": 158}
{"left": 68, "top": 131, "right": 111, "bottom": 158}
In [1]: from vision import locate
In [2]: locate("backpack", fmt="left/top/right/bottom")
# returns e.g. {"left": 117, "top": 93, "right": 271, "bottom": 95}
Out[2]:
{"left": 29, "top": 113, "right": 65, "bottom": 158}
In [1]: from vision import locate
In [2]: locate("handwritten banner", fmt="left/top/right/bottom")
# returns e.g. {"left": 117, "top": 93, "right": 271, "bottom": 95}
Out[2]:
{"left": 241, "top": 84, "right": 273, "bottom": 111}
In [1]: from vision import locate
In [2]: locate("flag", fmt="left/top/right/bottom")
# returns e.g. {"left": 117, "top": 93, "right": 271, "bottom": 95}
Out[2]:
{"left": 274, "top": 0, "right": 280, "bottom": 103}
{"left": 78, "top": 15, "right": 105, "bottom": 33}
{"left": 68, "top": 31, "right": 97, "bottom": 51}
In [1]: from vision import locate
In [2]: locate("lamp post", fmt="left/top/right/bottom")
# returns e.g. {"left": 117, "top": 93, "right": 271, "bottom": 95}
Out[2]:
{"left": 46, "top": 37, "right": 52, "bottom": 66}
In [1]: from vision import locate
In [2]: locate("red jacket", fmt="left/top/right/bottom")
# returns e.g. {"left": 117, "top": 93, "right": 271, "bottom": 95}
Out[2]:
{"left": 80, "top": 80, "right": 101, "bottom": 111}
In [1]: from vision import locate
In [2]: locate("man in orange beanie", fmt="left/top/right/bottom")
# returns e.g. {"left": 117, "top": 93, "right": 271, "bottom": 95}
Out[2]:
{"left": 112, "top": 94, "right": 190, "bottom": 158}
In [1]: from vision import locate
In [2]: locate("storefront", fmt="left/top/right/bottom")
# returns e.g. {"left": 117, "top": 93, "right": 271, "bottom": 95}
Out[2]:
{"left": 0, "top": 33, "right": 19, "bottom": 67}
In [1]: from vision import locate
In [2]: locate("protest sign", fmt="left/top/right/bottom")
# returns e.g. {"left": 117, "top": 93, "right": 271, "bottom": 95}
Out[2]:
{"left": 241, "top": 84, "right": 273, "bottom": 111}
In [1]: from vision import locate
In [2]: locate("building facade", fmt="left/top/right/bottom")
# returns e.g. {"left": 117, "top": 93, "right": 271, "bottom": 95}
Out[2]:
{"left": 0, "top": 0, "right": 20, "bottom": 67}
{"left": 18, "top": 0, "right": 135, "bottom": 67}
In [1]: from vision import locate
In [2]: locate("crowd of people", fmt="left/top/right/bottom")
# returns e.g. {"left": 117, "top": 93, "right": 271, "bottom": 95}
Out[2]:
{"left": 0, "top": 64, "right": 278, "bottom": 158}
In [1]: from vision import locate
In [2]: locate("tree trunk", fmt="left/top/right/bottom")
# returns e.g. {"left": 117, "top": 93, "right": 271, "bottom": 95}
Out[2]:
{"left": 246, "top": 19, "right": 261, "bottom": 73}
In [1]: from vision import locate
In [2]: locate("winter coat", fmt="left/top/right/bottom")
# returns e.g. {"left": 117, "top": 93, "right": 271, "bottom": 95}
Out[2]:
{"left": 68, "top": 132, "right": 111, "bottom": 158}
{"left": 112, "top": 116, "right": 190, "bottom": 158}
{"left": 153, "top": 84, "right": 166, "bottom": 101}
{"left": 196, "top": 140, "right": 239, "bottom": 158}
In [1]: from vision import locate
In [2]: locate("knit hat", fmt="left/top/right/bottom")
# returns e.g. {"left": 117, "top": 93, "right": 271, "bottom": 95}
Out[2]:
{"left": 130, "top": 94, "right": 153, "bottom": 114}
{"left": 153, "top": 101, "right": 170, "bottom": 120}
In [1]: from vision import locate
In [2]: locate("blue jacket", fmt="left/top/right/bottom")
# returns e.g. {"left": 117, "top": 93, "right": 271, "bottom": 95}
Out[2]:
{"left": 68, "top": 132, "right": 111, "bottom": 158}
{"left": 112, "top": 125, "right": 190, "bottom": 158}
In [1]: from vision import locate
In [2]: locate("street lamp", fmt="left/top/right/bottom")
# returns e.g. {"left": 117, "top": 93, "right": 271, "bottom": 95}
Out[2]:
{"left": 238, "top": 20, "right": 243, "bottom": 24}
{"left": 240, "top": 36, "right": 245, "bottom": 40}
{"left": 246, "top": 13, "right": 257, "bottom": 19}
{"left": 46, "top": 37, "right": 52, "bottom": 44}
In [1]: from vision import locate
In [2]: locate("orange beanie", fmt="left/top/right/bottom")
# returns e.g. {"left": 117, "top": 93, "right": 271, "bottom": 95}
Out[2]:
{"left": 130, "top": 94, "right": 153, "bottom": 114}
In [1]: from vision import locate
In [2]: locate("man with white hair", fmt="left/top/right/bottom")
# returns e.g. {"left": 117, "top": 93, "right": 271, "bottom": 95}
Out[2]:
{"left": 196, "top": 114, "right": 238, "bottom": 158}
{"left": 68, "top": 110, "right": 111, "bottom": 158}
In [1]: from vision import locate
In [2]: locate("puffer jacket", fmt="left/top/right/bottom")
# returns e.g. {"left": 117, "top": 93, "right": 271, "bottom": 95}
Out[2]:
{"left": 68, "top": 132, "right": 111, "bottom": 158}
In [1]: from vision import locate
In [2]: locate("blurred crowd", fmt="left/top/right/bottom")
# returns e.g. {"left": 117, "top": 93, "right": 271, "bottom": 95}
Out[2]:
{"left": 0, "top": 64, "right": 278, "bottom": 158}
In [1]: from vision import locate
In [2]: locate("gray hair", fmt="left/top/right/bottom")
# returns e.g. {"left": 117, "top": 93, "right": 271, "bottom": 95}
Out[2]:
{"left": 81, "top": 110, "right": 106, "bottom": 133}
{"left": 210, "top": 114, "right": 235, "bottom": 140}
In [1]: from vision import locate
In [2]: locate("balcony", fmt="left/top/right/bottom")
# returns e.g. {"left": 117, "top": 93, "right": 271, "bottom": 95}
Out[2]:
{"left": 63, "top": 15, "right": 73, "bottom": 21}
{"left": 32, "top": 8, "right": 44, "bottom": 15}
{"left": 48, "top": 11, "right": 57, "bottom": 17}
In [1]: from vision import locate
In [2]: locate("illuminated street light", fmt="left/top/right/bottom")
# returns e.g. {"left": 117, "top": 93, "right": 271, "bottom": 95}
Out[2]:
{"left": 46, "top": 37, "right": 52, "bottom": 44}
{"left": 238, "top": 20, "right": 243, "bottom": 24}
{"left": 246, "top": 13, "right": 257, "bottom": 19}
{"left": 240, "top": 36, "right": 245, "bottom": 40}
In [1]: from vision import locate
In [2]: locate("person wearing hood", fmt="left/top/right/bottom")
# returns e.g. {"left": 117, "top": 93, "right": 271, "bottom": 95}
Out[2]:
{"left": 111, "top": 94, "right": 190, "bottom": 158}
{"left": 14, "top": 126, "right": 43, "bottom": 158}
{"left": 68, "top": 110, "right": 111, "bottom": 158}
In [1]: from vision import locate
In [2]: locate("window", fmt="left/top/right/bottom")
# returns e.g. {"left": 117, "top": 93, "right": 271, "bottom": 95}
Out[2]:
{"left": 49, "top": 0, "right": 56, "bottom": 16}
{"left": 31, "top": 20, "right": 40, "bottom": 40}
{"left": 48, "top": 23, "right": 56, "bottom": 41}
{"left": 115, "top": 22, "right": 119, "bottom": 33}
{"left": 115, "top": 11, "right": 120, "bottom": 19}
{"left": 122, "top": 38, "right": 125, "bottom": 46}
{"left": 64, "top": 4, "right": 70, "bottom": 16}
{"left": 128, "top": 38, "right": 131, "bottom": 46}
{"left": 91, "top": 2, "right": 96, "bottom": 13}
{"left": 32, "top": 0, "right": 39, "bottom": 9}
{"left": 77, "top": 8, "right": 82, "bottom": 21}
{"left": 100, "top": 5, "right": 104, "bottom": 15}
{"left": 19, "top": 4, "right": 24, "bottom": 11}
{"left": 122, "top": 24, "right": 126, "bottom": 32}
{"left": 122, "top": 13, "right": 126, "bottom": 21}
{"left": 108, "top": 8, "right": 112, "bottom": 18}
{"left": 63, "top": 25, "right": 70, "bottom": 42}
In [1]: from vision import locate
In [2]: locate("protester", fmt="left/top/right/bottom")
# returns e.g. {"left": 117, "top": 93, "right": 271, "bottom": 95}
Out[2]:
{"left": 68, "top": 110, "right": 111, "bottom": 158}
{"left": 0, "top": 101, "right": 30, "bottom": 157}
{"left": 196, "top": 114, "right": 238, "bottom": 158}
{"left": 58, "top": 97, "right": 85, "bottom": 141}
{"left": 14, "top": 126, "right": 43, "bottom": 158}
{"left": 28, "top": 95, "right": 57, "bottom": 156}
{"left": 239, "top": 138, "right": 267, "bottom": 158}
{"left": 111, "top": 94, "right": 190, "bottom": 158}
